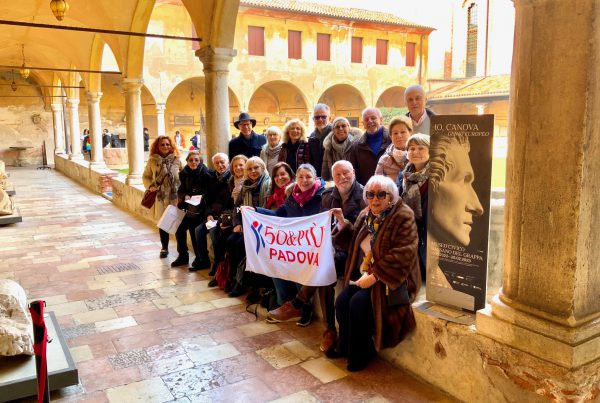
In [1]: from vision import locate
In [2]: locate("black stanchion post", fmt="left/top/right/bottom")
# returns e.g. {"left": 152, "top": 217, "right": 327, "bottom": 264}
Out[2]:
{"left": 29, "top": 300, "right": 50, "bottom": 403}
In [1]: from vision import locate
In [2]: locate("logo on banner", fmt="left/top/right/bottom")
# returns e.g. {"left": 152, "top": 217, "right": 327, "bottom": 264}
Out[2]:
{"left": 250, "top": 221, "right": 266, "bottom": 254}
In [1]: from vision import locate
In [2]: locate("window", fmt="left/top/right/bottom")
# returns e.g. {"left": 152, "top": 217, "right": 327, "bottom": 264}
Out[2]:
{"left": 466, "top": 3, "right": 478, "bottom": 77}
{"left": 406, "top": 42, "right": 416, "bottom": 67}
{"left": 248, "top": 26, "right": 265, "bottom": 56}
{"left": 317, "top": 33, "right": 330, "bottom": 61}
{"left": 351, "top": 37, "right": 363, "bottom": 63}
{"left": 376, "top": 39, "right": 388, "bottom": 65}
{"left": 288, "top": 30, "right": 302, "bottom": 59}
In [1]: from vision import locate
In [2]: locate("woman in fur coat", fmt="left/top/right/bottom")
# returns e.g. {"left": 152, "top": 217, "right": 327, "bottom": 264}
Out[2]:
{"left": 330, "top": 175, "right": 421, "bottom": 372}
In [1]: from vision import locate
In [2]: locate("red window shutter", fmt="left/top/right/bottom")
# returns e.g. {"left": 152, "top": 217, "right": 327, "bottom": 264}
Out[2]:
{"left": 288, "top": 30, "right": 302, "bottom": 59}
{"left": 317, "top": 33, "right": 330, "bottom": 61}
{"left": 376, "top": 39, "right": 388, "bottom": 65}
{"left": 406, "top": 42, "right": 416, "bottom": 67}
{"left": 351, "top": 37, "right": 363, "bottom": 63}
{"left": 248, "top": 26, "right": 265, "bottom": 56}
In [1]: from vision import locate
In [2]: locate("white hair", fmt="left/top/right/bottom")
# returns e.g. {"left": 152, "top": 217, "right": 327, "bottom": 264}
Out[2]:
{"left": 404, "top": 85, "right": 426, "bottom": 100}
{"left": 313, "top": 103, "right": 330, "bottom": 114}
{"left": 363, "top": 175, "right": 400, "bottom": 204}
{"left": 331, "top": 160, "right": 353, "bottom": 173}
{"left": 361, "top": 107, "right": 382, "bottom": 120}
{"left": 212, "top": 152, "right": 228, "bottom": 163}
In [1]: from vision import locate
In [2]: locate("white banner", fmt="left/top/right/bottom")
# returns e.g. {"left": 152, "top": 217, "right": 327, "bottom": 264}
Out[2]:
{"left": 242, "top": 209, "right": 336, "bottom": 286}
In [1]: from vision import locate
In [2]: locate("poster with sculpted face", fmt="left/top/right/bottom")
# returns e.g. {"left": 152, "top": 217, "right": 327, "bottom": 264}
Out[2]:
{"left": 426, "top": 114, "right": 494, "bottom": 312}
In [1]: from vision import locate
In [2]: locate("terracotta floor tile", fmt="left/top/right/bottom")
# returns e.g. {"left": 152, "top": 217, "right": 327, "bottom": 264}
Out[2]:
{"left": 1, "top": 168, "right": 454, "bottom": 403}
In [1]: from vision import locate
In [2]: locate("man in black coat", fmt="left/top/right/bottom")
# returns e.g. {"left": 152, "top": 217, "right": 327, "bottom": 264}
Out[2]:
{"left": 228, "top": 112, "right": 266, "bottom": 159}
{"left": 308, "top": 103, "right": 333, "bottom": 176}
{"left": 193, "top": 152, "right": 232, "bottom": 272}
{"left": 346, "top": 107, "right": 391, "bottom": 185}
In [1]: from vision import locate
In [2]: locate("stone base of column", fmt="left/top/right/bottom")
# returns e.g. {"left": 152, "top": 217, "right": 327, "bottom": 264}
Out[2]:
{"left": 89, "top": 161, "right": 107, "bottom": 169}
{"left": 69, "top": 153, "right": 84, "bottom": 161}
{"left": 476, "top": 294, "right": 600, "bottom": 369}
{"left": 384, "top": 302, "right": 600, "bottom": 402}
{"left": 126, "top": 174, "right": 143, "bottom": 186}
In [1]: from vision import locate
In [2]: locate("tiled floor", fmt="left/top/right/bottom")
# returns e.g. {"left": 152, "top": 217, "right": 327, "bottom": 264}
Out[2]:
{"left": 2, "top": 168, "right": 455, "bottom": 403}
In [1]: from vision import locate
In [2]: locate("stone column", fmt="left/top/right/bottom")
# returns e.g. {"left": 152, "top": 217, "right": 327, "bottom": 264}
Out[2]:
{"left": 67, "top": 98, "right": 83, "bottom": 160}
{"left": 476, "top": 0, "right": 600, "bottom": 370}
{"left": 156, "top": 103, "right": 166, "bottom": 137}
{"left": 51, "top": 103, "right": 65, "bottom": 154}
{"left": 196, "top": 46, "right": 237, "bottom": 161}
{"left": 122, "top": 79, "right": 144, "bottom": 185}
{"left": 86, "top": 91, "right": 105, "bottom": 168}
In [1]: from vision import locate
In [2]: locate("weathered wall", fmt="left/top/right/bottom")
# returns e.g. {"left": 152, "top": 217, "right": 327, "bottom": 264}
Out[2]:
{"left": 0, "top": 74, "right": 55, "bottom": 167}
{"left": 383, "top": 304, "right": 600, "bottom": 402}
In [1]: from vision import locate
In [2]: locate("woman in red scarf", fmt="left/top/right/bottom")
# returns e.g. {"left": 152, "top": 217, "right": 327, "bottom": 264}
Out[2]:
{"left": 252, "top": 163, "right": 325, "bottom": 323}
{"left": 265, "top": 162, "right": 295, "bottom": 211}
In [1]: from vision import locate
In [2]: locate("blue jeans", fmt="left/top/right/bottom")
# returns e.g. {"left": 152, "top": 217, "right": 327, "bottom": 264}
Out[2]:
{"left": 272, "top": 278, "right": 301, "bottom": 306}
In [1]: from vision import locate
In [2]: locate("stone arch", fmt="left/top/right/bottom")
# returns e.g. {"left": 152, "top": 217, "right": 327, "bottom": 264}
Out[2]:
{"left": 248, "top": 80, "right": 310, "bottom": 133}
{"left": 375, "top": 86, "right": 407, "bottom": 109}
{"left": 318, "top": 84, "right": 367, "bottom": 128}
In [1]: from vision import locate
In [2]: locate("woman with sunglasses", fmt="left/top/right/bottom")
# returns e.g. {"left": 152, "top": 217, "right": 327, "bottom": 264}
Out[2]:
{"left": 329, "top": 175, "right": 421, "bottom": 371}
{"left": 321, "top": 117, "right": 354, "bottom": 181}
{"left": 143, "top": 135, "right": 183, "bottom": 258}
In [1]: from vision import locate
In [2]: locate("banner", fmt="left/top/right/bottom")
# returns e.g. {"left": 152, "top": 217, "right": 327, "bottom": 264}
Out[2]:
{"left": 426, "top": 114, "right": 494, "bottom": 312}
{"left": 242, "top": 209, "right": 336, "bottom": 286}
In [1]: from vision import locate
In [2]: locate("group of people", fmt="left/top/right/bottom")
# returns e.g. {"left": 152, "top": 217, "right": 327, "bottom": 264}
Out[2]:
{"left": 141, "top": 84, "right": 448, "bottom": 372}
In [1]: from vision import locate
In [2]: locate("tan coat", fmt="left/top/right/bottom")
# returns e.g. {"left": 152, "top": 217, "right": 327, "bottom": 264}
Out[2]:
{"left": 142, "top": 153, "right": 182, "bottom": 219}
{"left": 342, "top": 201, "right": 421, "bottom": 351}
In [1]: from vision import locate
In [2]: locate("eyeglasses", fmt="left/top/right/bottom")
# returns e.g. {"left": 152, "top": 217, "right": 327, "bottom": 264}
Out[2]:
{"left": 313, "top": 115, "right": 328, "bottom": 120}
{"left": 365, "top": 191, "right": 389, "bottom": 200}
{"left": 334, "top": 124, "right": 348, "bottom": 129}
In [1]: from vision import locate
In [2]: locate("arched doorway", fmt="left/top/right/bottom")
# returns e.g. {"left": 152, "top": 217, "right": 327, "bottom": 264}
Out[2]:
{"left": 318, "top": 84, "right": 367, "bottom": 128}
{"left": 248, "top": 81, "right": 309, "bottom": 134}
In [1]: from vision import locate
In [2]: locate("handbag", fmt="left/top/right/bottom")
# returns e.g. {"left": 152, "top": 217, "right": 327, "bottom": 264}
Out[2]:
{"left": 219, "top": 211, "right": 233, "bottom": 227}
{"left": 141, "top": 174, "right": 165, "bottom": 209}
{"left": 386, "top": 281, "right": 410, "bottom": 307}
{"left": 215, "top": 259, "right": 230, "bottom": 290}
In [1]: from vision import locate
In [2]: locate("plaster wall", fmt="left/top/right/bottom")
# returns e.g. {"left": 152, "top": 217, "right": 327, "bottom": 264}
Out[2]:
{"left": 0, "top": 75, "right": 55, "bottom": 167}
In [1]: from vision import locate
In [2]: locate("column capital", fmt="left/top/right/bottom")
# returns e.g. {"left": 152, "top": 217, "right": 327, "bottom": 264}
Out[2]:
{"left": 121, "top": 78, "right": 143, "bottom": 93}
{"left": 196, "top": 46, "right": 237, "bottom": 72}
{"left": 86, "top": 91, "right": 103, "bottom": 103}
{"left": 155, "top": 103, "right": 166, "bottom": 112}
{"left": 66, "top": 98, "right": 79, "bottom": 108}
{"left": 51, "top": 103, "right": 62, "bottom": 112}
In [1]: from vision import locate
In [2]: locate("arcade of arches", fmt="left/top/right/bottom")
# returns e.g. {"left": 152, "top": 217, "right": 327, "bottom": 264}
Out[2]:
{"left": 0, "top": 0, "right": 599, "bottom": 402}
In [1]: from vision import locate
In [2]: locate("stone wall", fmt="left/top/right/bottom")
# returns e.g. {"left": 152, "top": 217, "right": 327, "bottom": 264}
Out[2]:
{"left": 382, "top": 304, "right": 600, "bottom": 402}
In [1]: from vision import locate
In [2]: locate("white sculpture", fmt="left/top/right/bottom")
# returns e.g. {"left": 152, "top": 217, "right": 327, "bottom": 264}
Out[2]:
{"left": 0, "top": 279, "right": 34, "bottom": 356}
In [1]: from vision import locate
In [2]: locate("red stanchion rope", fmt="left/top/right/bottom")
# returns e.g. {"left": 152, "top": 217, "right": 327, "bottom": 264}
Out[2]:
{"left": 29, "top": 302, "right": 48, "bottom": 403}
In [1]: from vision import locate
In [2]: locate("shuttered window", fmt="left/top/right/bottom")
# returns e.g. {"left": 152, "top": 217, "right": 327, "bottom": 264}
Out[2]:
{"left": 248, "top": 26, "right": 265, "bottom": 56}
{"left": 288, "top": 30, "right": 302, "bottom": 59}
{"left": 317, "top": 33, "right": 330, "bottom": 61}
{"left": 376, "top": 39, "right": 388, "bottom": 65}
{"left": 406, "top": 42, "right": 416, "bottom": 67}
{"left": 351, "top": 37, "right": 363, "bottom": 63}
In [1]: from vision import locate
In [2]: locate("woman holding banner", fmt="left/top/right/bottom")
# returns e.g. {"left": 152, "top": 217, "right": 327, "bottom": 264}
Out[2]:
{"left": 227, "top": 157, "right": 272, "bottom": 299}
{"left": 329, "top": 175, "right": 421, "bottom": 371}
{"left": 142, "top": 135, "right": 182, "bottom": 258}
{"left": 265, "top": 162, "right": 295, "bottom": 211}
{"left": 253, "top": 163, "right": 326, "bottom": 326}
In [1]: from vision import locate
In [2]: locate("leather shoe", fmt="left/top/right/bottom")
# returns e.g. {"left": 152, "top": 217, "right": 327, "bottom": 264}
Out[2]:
{"left": 159, "top": 249, "right": 168, "bottom": 258}
{"left": 228, "top": 283, "right": 246, "bottom": 297}
{"left": 208, "top": 279, "right": 218, "bottom": 287}
{"left": 320, "top": 328, "right": 337, "bottom": 353}
{"left": 191, "top": 258, "right": 211, "bottom": 271}
{"left": 170, "top": 255, "right": 189, "bottom": 267}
